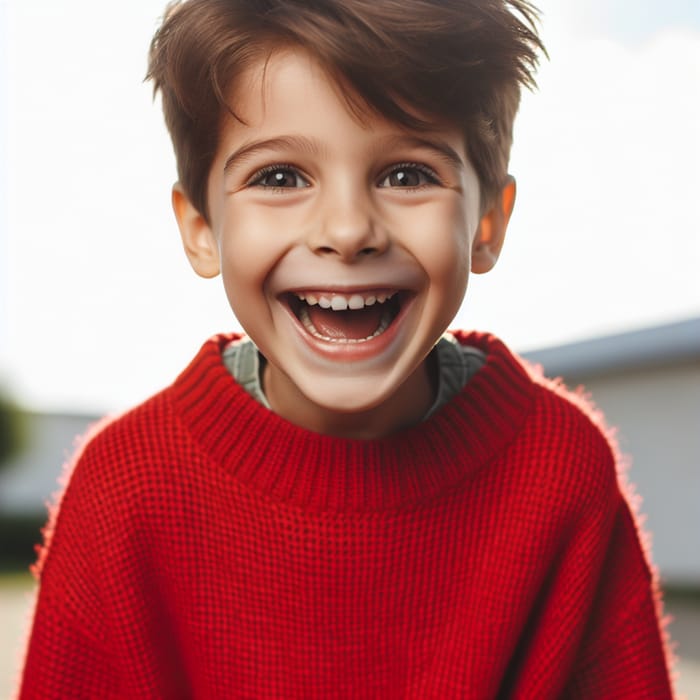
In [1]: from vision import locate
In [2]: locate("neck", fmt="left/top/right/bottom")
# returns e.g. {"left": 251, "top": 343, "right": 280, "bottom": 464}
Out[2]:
{"left": 263, "top": 357, "right": 436, "bottom": 440}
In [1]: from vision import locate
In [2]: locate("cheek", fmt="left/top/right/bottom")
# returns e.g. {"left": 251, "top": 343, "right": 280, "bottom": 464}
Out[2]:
{"left": 217, "top": 207, "right": 281, "bottom": 284}
{"left": 403, "top": 203, "right": 473, "bottom": 289}
{"left": 216, "top": 238, "right": 264, "bottom": 321}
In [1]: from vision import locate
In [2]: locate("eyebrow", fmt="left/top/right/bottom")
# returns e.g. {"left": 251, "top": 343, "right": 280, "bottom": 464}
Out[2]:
{"left": 223, "top": 135, "right": 321, "bottom": 173}
{"left": 222, "top": 132, "right": 465, "bottom": 174}
{"left": 379, "top": 135, "right": 465, "bottom": 172}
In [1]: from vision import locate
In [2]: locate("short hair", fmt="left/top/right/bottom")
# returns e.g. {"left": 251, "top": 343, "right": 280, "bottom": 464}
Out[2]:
{"left": 147, "top": 0, "right": 545, "bottom": 221}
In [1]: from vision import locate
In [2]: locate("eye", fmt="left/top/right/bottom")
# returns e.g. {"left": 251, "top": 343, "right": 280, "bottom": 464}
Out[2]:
{"left": 377, "top": 163, "right": 440, "bottom": 188}
{"left": 248, "top": 165, "right": 310, "bottom": 189}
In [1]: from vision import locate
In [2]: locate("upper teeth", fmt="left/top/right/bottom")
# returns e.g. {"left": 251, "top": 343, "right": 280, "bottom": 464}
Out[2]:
{"left": 295, "top": 291, "right": 394, "bottom": 311}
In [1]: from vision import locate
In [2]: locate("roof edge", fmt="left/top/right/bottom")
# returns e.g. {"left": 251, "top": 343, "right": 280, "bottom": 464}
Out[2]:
{"left": 521, "top": 317, "right": 700, "bottom": 378}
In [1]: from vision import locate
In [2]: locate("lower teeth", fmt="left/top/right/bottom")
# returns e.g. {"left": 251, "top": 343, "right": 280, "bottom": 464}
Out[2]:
{"left": 298, "top": 306, "right": 392, "bottom": 343}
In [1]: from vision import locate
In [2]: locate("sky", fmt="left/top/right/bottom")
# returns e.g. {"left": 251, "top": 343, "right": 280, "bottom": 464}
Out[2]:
{"left": 0, "top": 0, "right": 699, "bottom": 414}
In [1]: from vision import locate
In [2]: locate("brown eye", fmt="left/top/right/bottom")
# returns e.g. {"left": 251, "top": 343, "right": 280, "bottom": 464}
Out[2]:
{"left": 378, "top": 164, "right": 439, "bottom": 188}
{"left": 251, "top": 167, "right": 309, "bottom": 189}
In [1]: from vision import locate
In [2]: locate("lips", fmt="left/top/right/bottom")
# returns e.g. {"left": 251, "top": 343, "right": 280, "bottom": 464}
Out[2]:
{"left": 285, "top": 290, "right": 405, "bottom": 343}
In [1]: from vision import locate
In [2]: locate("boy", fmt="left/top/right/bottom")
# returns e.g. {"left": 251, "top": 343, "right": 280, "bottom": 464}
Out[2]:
{"left": 20, "top": 0, "right": 674, "bottom": 697}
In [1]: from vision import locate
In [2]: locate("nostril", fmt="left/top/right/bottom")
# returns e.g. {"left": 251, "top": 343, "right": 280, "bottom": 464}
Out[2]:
{"left": 312, "top": 243, "right": 381, "bottom": 258}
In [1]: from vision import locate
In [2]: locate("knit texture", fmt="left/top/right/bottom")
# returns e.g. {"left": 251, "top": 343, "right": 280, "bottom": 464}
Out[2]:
{"left": 19, "top": 332, "right": 673, "bottom": 699}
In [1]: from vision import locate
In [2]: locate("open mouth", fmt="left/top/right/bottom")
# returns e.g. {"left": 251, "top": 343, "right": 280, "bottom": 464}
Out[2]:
{"left": 285, "top": 290, "right": 407, "bottom": 344}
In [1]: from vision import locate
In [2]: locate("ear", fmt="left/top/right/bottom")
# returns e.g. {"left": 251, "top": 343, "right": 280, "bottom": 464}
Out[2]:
{"left": 471, "top": 176, "right": 516, "bottom": 274}
{"left": 172, "top": 183, "right": 220, "bottom": 279}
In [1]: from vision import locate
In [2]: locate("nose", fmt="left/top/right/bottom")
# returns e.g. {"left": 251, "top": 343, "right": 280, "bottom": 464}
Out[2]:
{"left": 308, "top": 181, "right": 389, "bottom": 261}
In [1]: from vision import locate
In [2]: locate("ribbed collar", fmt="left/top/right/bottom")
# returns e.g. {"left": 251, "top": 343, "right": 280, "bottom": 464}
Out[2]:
{"left": 169, "top": 331, "right": 535, "bottom": 513}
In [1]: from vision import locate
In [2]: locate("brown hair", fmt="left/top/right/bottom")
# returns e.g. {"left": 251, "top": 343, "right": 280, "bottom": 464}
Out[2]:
{"left": 147, "top": 0, "right": 545, "bottom": 221}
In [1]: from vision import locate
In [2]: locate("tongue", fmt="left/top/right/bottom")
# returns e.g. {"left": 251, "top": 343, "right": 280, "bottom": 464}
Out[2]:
{"left": 308, "top": 305, "right": 386, "bottom": 340}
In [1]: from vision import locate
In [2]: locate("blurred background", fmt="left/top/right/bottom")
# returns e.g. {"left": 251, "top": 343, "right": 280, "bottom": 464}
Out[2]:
{"left": 0, "top": 0, "right": 698, "bottom": 697}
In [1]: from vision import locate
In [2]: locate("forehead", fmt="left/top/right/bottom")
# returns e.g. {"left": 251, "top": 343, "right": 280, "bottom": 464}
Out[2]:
{"left": 221, "top": 47, "right": 461, "bottom": 147}
{"left": 230, "top": 49, "right": 337, "bottom": 124}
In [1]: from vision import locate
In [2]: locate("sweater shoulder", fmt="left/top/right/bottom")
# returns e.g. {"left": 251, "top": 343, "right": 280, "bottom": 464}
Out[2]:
{"left": 51, "top": 385, "right": 200, "bottom": 524}
{"left": 450, "top": 331, "right": 623, "bottom": 505}
{"left": 501, "top": 357, "right": 626, "bottom": 517}
{"left": 78, "top": 388, "right": 184, "bottom": 472}
{"left": 33, "top": 385, "right": 205, "bottom": 577}
{"left": 29, "top": 390, "right": 157, "bottom": 574}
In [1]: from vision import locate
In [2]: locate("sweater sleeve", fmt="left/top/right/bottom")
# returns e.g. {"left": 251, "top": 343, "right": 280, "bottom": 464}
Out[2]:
{"left": 18, "top": 437, "right": 122, "bottom": 699}
{"left": 563, "top": 499, "right": 675, "bottom": 699}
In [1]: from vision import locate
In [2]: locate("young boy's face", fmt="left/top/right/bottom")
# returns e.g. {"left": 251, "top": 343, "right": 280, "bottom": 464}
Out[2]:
{"left": 174, "top": 48, "right": 513, "bottom": 438}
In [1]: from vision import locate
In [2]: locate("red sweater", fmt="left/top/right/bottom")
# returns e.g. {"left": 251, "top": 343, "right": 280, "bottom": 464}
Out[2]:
{"left": 20, "top": 332, "right": 673, "bottom": 699}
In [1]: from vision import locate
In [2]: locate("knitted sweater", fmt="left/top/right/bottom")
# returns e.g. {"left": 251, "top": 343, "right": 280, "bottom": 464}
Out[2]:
{"left": 19, "top": 331, "right": 673, "bottom": 699}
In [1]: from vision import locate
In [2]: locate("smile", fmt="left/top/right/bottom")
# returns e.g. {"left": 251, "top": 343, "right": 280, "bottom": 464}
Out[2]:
{"left": 285, "top": 290, "right": 406, "bottom": 344}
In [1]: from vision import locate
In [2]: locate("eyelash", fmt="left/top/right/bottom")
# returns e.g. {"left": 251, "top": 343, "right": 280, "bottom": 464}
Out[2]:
{"left": 246, "top": 163, "right": 309, "bottom": 190}
{"left": 377, "top": 162, "right": 441, "bottom": 189}
{"left": 245, "top": 161, "right": 442, "bottom": 190}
